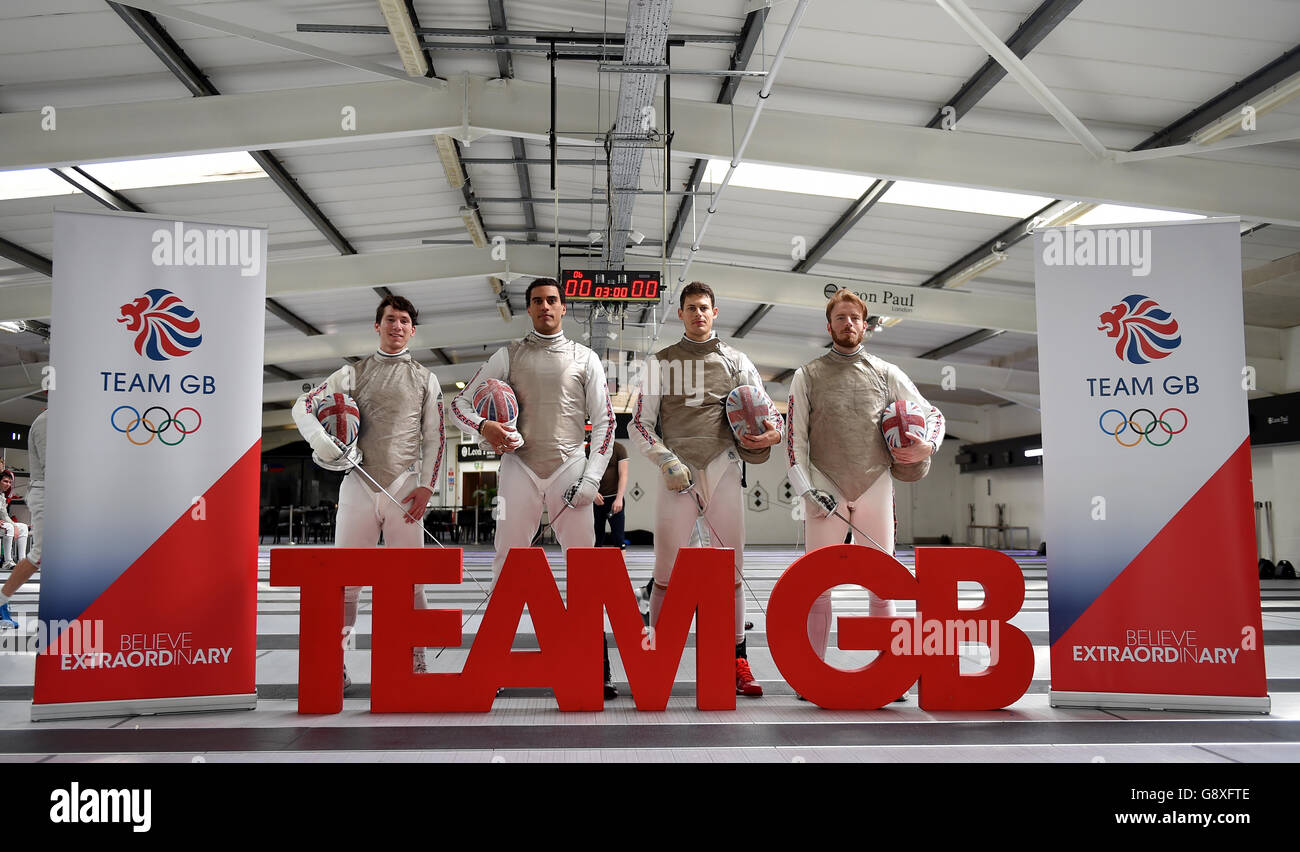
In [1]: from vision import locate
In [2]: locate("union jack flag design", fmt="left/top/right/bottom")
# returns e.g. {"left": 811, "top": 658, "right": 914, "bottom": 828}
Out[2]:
{"left": 881, "top": 399, "right": 927, "bottom": 449}
{"left": 472, "top": 378, "right": 519, "bottom": 425}
{"left": 317, "top": 393, "right": 360, "bottom": 446}
{"left": 1097, "top": 294, "right": 1181, "bottom": 365}
{"left": 725, "top": 385, "right": 778, "bottom": 439}
{"left": 116, "top": 288, "right": 203, "bottom": 361}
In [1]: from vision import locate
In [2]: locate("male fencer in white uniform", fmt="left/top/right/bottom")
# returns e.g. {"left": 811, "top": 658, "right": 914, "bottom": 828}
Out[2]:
{"left": 292, "top": 295, "right": 445, "bottom": 684}
{"left": 451, "top": 277, "right": 618, "bottom": 697}
{"left": 630, "top": 281, "right": 782, "bottom": 697}
{"left": 786, "top": 289, "right": 944, "bottom": 696}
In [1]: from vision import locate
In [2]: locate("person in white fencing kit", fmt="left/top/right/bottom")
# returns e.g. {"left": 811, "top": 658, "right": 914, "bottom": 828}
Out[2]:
{"left": 786, "top": 289, "right": 944, "bottom": 698}
{"left": 630, "top": 281, "right": 782, "bottom": 697}
{"left": 292, "top": 294, "right": 445, "bottom": 685}
{"left": 0, "top": 411, "right": 44, "bottom": 629}
{"left": 451, "top": 277, "right": 618, "bottom": 698}
{"left": 0, "top": 470, "right": 27, "bottom": 572}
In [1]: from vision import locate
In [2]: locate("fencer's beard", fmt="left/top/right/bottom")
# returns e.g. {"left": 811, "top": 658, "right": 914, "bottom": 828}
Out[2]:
{"left": 831, "top": 327, "right": 862, "bottom": 350}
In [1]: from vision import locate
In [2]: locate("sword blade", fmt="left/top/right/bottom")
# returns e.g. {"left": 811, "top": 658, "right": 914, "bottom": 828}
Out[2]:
{"left": 692, "top": 490, "right": 766, "bottom": 617}
{"left": 342, "top": 457, "right": 495, "bottom": 601}
{"left": 830, "top": 507, "right": 889, "bottom": 554}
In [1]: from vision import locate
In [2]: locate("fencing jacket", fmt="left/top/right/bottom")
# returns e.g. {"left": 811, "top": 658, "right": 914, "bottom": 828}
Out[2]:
{"left": 292, "top": 349, "right": 445, "bottom": 493}
{"left": 631, "top": 334, "right": 782, "bottom": 472}
{"left": 786, "top": 346, "right": 945, "bottom": 499}
{"left": 452, "top": 330, "right": 615, "bottom": 483}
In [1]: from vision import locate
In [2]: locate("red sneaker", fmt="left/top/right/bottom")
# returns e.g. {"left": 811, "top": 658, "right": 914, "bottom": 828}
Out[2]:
{"left": 735, "top": 658, "right": 763, "bottom": 697}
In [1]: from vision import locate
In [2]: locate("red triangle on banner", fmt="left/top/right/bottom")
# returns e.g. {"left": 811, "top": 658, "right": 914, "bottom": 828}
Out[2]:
{"left": 1051, "top": 439, "right": 1267, "bottom": 697}
{"left": 33, "top": 442, "right": 261, "bottom": 706}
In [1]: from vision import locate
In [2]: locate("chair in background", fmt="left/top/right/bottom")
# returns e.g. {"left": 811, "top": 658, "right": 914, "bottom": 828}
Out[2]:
{"left": 424, "top": 509, "right": 456, "bottom": 544}
{"left": 273, "top": 507, "right": 293, "bottom": 544}
{"left": 258, "top": 508, "right": 278, "bottom": 544}
{"left": 304, "top": 507, "right": 330, "bottom": 543}
{"left": 457, "top": 509, "right": 478, "bottom": 544}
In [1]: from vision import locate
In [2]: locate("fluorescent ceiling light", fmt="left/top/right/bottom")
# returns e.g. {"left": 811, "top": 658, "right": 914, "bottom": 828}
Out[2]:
{"left": 377, "top": 0, "right": 429, "bottom": 78}
{"left": 0, "top": 152, "right": 265, "bottom": 202}
{"left": 1036, "top": 200, "right": 1096, "bottom": 228}
{"left": 1070, "top": 205, "right": 1205, "bottom": 227}
{"left": 434, "top": 135, "right": 465, "bottom": 189}
{"left": 702, "top": 159, "right": 1053, "bottom": 218}
{"left": 1192, "top": 73, "right": 1300, "bottom": 145}
{"left": 459, "top": 206, "right": 488, "bottom": 249}
{"left": 1024, "top": 448, "right": 1043, "bottom": 458}
{"left": 942, "top": 251, "right": 1006, "bottom": 289}
{"left": 881, "top": 181, "right": 1053, "bottom": 219}
{"left": 704, "top": 160, "right": 872, "bottom": 199}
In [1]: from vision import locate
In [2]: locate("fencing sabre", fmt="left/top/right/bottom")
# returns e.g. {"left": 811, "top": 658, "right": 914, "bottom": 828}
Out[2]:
{"left": 689, "top": 487, "right": 767, "bottom": 616}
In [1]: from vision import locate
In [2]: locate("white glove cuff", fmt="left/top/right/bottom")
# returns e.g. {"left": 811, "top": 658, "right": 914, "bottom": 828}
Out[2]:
{"left": 788, "top": 463, "right": 813, "bottom": 496}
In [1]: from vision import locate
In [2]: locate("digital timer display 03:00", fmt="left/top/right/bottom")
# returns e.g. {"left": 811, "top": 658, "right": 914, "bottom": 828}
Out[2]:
{"left": 560, "top": 270, "right": 663, "bottom": 302}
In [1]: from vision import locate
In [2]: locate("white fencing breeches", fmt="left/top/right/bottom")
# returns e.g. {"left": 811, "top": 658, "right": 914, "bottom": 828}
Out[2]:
{"left": 334, "top": 469, "right": 430, "bottom": 631}
{"left": 23, "top": 485, "right": 41, "bottom": 565}
{"left": 490, "top": 453, "right": 593, "bottom": 586}
{"left": 650, "top": 450, "right": 746, "bottom": 644}
{"left": 1, "top": 521, "right": 27, "bottom": 565}
{"left": 803, "top": 473, "right": 895, "bottom": 659}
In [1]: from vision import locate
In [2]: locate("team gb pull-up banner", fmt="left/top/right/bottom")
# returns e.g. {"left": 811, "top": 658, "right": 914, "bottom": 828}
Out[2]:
{"left": 1035, "top": 217, "right": 1268, "bottom": 713}
{"left": 33, "top": 209, "right": 265, "bottom": 720}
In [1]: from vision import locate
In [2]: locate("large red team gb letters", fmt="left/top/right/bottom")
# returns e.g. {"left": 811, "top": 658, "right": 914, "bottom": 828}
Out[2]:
{"left": 269, "top": 545, "right": 1034, "bottom": 713}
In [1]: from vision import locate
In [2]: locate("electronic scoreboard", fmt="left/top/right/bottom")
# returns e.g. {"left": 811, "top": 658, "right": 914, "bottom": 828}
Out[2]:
{"left": 559, "top": 269, "right": 663, "bottom": 303}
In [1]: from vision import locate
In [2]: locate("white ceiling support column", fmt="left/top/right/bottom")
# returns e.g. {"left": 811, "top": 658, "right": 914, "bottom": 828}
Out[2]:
{"left": 1114, "top": 125, "right": 1300, "bottom": 163}
{"left": 0, "top": 386, "right": 40, "bottom": 408}
{"left": 0, "top": 80, "right": 457, "bottom": 171}
{"left": 261, "top": 361, "right": 487, "bottom": 403}
{"left": 982, "top": 389, "right": 1042, "bottom": 411}
{"left": 267, "top": 244, "right": 553, "bottom": 297}
{"left": 692, "top": 259, "right": 1038, "bottom": 333}
{"left": 115, "top": 1, "right": 436, "bottom": 86}
{"left": 4, "top": 77, "right": 1299, "bottom": 224}
{"left": 727, "top": 337, "right": 1041, "bottom": 394}
{"left": 263, "top": 316, "right": 537, "bottom": 363}
{"left": 933, "top": 0, "right": 1108, "bottom": 160}
{"left": 0, "top": 245, "right": 556, "bottom": 323}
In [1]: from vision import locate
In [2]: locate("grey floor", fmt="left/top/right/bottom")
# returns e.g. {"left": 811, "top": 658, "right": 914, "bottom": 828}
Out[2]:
{"left": 1, "top": 544, "right": 1297, "bottom": 763}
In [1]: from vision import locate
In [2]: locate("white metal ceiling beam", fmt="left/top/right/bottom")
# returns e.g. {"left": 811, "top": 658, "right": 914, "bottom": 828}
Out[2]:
{"left": 260, "top": 360, "right": 486, "bottom": 403}
{"left": 0, "top": 245, "right": 1039, "bottom": 334}
{"left": 4, "top": 75, "right": 1300, "bottom": 225}
{"left": 114, "top": 1, "right": 435, "bottom": 86}
{"left": 3, "top": 240, "right": 1285, "bottom": 352}
{"left": 933, "top": 0, "right": 1107, "bottom": 160}
{"left": 1113, "top": 125, "right": 1300, "bottom": 163}
{"left": 263, "top": 315, "right": 536, "bottom": 363}
{"left": 691, "top": 259, "right": 1038, "bottom": 333}
{"left": 728, "top": 336, "right": 1042, "bottom": 394}
{"left": 267, "top": 244, "right": 552, "bottom": 297}
{"left": 0, "top": 244, "right": 555, "bottom": 323}
{"left": 0, "top": 79, "right": 456, "bottom": 170}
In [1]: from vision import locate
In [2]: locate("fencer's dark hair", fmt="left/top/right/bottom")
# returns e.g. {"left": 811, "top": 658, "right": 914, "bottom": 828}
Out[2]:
{"left": 525, "top": 277, "right": 564, "bottom": 305}
{"left": 375, "top": 294, "right": 419, "bottom": 325}
{"left": 0, "top": 470, "right": 11, "bottom": 482}
{"left": 679, "top": 281, "right": 715, "bottom": 309}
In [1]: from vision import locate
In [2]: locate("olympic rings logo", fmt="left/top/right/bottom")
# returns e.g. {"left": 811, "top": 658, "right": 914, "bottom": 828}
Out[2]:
{"left": 1098, "top": 407, "right": 1187, "bottom": 447}
{"left": 110, "top": 405, "right": 202, "bottom": 446}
